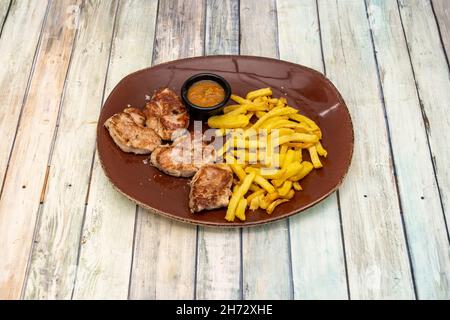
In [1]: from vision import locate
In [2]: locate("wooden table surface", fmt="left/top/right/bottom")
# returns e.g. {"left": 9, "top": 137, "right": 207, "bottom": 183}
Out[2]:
{"left": 0, "top": 0, "right": 449, "bottom": 300}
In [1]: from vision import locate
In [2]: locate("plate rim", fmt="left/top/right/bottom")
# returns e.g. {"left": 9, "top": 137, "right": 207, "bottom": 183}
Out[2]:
{"left": 97, "top": 55, "right": 354, "bottom": 228}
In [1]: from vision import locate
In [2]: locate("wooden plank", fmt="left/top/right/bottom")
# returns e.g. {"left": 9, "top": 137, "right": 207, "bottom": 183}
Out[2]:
{"left": 0, "top": 0, "right": 48, "bottom": 199}
{"left": 432, "top": 0, "right": 450, "bottom": 60}
{"left": 23, "top": 0, "right": 119, "bottom": 300}
{"left": 317, "top": 0, "right": 415, "bottom": 299}
{"left": 0, "top": 0, "right": 11, "bottom": 35}
{"left": 71, "top": 0, "right": 158, "bottom": 300}
{"left": 240, "top": 0, "right": 292, "bottom": 300}
{"left": 196, "top": 0, "right": 241, "bottom": 300}
{"left": 367, "top": 0, "right": 450, "bottom": 300}
{"left": 398, "top": 0, "right": 450, "bottom": 240}
{"left": 128, "top": 0, "right": 205, "bottom": 300}
{"left": 277, "top": 0, "right": 348, "bottom": 300}
{"left": 205, "top": 0, "right": 239, "bottom": 56}
{"left": 0, "top": 0, "right": 81, "bottom": 300}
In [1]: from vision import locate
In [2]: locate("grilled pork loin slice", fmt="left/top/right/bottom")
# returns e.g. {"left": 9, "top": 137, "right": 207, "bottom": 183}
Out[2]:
{"left": 104, "top": 107, "right": 161, "bottom": 154}
{"left": 189, "top": 164, "right": 233, "bottom": 213}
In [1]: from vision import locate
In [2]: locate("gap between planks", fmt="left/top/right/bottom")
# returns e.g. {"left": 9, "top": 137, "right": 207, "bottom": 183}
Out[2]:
{"left": 21, "top": 0, "right": 84, "bottom": 299}
{"left": 0, "top": 0, "right": 12, "bottom": 39}
{"left": 364, "top": 0, "right": 418, "bottom": 298}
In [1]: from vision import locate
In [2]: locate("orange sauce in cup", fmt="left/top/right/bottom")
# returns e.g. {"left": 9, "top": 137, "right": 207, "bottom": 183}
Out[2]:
{"left": 187, "top": 80, "right": 225, "bottom": 107}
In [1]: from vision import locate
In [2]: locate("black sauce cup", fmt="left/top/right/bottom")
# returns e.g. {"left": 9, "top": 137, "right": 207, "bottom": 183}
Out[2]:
{"left": 181, "top": 73, "right": 232, "bottom": 121}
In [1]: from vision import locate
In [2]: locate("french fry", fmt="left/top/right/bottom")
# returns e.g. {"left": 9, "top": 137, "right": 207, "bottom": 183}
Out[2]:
{"left": 223, "top": 104, "right": 244, "bottom": 113}
{"left": 278, "top": 181, "right": 292, "bottom": 197}
{"left": 231, "top": 94, "right": 252, "bottom": 105}
{"left": 285, "top": 142, "right": 314, "bottom": 149}
{"left": 224, "top": 104, "right": 266, "bottom": 114}
{"left": 316, "top": 141, "right": 328, "bottom": 157}
{"left": 235, "top": 198, "right": 248, "bottom": 221}
{"left": 267, "top": 199, "right": 289, "bottom": 214}
{"left": 259, "top": 195, "right": 270, "bottom": 209}
{"left": 290, "top": 161, "right": 314, "bottom": 181}
{"left": 217, "top": 87, "right": 327, "bottom": 221}
{"left": 246, "top": 87, "right": 272, "bottom": 100}
{"left": 254, "top": 175, "right": 276, "bottom": 193}
{"left": 264, "top": 119, "right": 303, "bottom": 130}
{"left": 255, "top": 111, "right": 267, "bottom": 118}
{"left": 249, "top": 196, "right": 261, "bottom": 211}
{"left": 247, "top": 189, "right": 265, "bottom": 203}
{"left": 231, "top": 137, "right": 266, "bottom": 149}
{"left": 273, "top": 162, "right": 303, "bottom": 187}
{"left": 308, "top": 145, "right": 323, "bottom": 169}
{"left": 283, "top": 149, "right": 296, "bottom": 168}
{"left": 280, "top": 189, "right": 295, "bottom": 200}
{"left": 259, "top": 167, "right": 285, "bottom": 179}
{"left": 245, "top": 167, "right": 285, "bottom": 179}
{"left": 294, "top": 149, "right": 302, "bottom": 163}
{"left": 268, "top": 129, "right": 296, "bottom": 140}
{"left": 289, "top": 113, "right": 322, "bottom": 139}
{"left": 279, "top": 145, "right": 288, "bottom": 166}
{"left": 264, "top": 192, "right": 279, "bottom": 204}
{"left": 289, "top": 113, "right": 320, "bottom": 131}
{"left": 293, "top": 181, "right": 302, "bottom": 191}
{"left": 260, "top": 117, "right": 290, "bottom": 130}
{"left": 208, "top": 114, "right": 249, "bottom": 129}
{"left": 275, "top": 133, "right": 319, "bottom": 146}
{"left": 227, "top": 106, "right": 247, "bottom": 115}
{"left": 293, "top": 123, "right": 317, "bottom": 134}
{"left": 275, "top": 97, "right": 287, "bottom": 108}
{"left": 248, "top": 107, "right": 298, "bottom": 131}
{"left": 246, "top": 104, "right": 268, "bottom": 112}
{"left": 225, "top": 172, "right": 256, "bottom": 221}
{"left": 227, "top": 156, "right": 247, "bottom": 182}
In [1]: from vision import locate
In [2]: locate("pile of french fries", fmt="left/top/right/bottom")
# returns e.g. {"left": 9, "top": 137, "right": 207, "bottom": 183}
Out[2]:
{"left": 207, "top": 88, "right": 327, "bottom": 222}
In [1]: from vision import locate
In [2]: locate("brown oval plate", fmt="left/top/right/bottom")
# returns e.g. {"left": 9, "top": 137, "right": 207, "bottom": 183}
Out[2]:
{"left": 97, "top": 55, "right": 354, "bottom": 227}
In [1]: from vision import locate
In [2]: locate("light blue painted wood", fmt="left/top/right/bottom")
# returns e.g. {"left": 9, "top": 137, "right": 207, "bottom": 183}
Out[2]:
{"left": 432, "top": 0, "right": 450, "bottom": 59}
{"left": 318, "top": 0, "right": 415, "bottom": 299}
{"left": 367, "top": 0, "right": 450, "bottom": 300}
{"left": 72, "top": 0, "right": 158, "bottom": 299}
{"left": 0, "top": 0, "right": 10, "bottom": 34}
{"left": 25, "top": 0, "right": 119, "bottom": 300}
{"left": 277, "top": 0, "right": 348, "bottom": 300}
{"left": 398, "top": 0, "right": 450, "bottom": 241}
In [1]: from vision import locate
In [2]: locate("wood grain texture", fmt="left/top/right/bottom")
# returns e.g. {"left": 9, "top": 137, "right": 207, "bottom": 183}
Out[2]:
{"left": 0, "top": 0, "right": 11, "bottom": 35}
{"left": 196, "top": 0, "right": 241, "bottom": 300}
{"left": 432, "top": 0, "right": 450, "bottom": 60}
{"left": 205, "top": 0, "right": 239, "bottom": 56}
{"left": 0, "top": 0, "right": 81, "bottom": 299}
{"left": 398, "top": 0, "right": 450, "bottom": 241}
{"left": 367, "top": 0, "right": 450, "bottom": 300}
{"left": 318, "top": 0, "right": 415, "bottom": 299}
{"left": 23, "top": 0, "right": 118, "bottom": 300}
{"left": 240, "top": 0, "right": 292, "bottom": 300}
{"left": 128, "top": 0, "right": 205, "bottom": 300}
{"left": 71, "top": 0, "right": 158, "bottom": 300}
{"left": 277, "top": 0, "right": 348, "bottom": 300}
{"left": 0, "top": 0, "right": 48, "bottom": 202}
